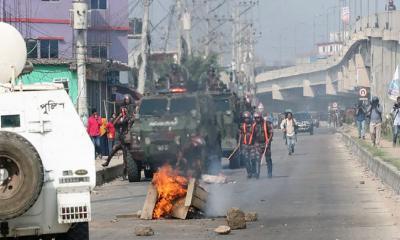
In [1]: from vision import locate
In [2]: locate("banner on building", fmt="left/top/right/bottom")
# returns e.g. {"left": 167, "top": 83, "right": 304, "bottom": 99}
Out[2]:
{"left": 388, "top": 65, "right": 400, "bottom": 101}
{"left": 341, "top": 6, "right": 350, "bottom": 25}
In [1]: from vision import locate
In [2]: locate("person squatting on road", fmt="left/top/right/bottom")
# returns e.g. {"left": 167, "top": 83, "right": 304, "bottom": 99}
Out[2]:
{"left": 367, "top": 96, "right": 383, "bottom": 147}
{"left": 102, "top": 107, "right": 132, "bottom": 179}
{"left": 392, "top": 96, "right": 400, "bottom": 147}
{"left": 281, "top": 111, "right": 297, "bottom": 155}
{"left": 239, "top": 111, "right": 260, "bottom": 179}
{"left": 355, "top": 100, "right": 367, "bottom": 139}
{"left": 253, "top": 112, "right": 273, "bottom": 178}
{"left": 176, "top": 134, "right": 205, "bottom": 179}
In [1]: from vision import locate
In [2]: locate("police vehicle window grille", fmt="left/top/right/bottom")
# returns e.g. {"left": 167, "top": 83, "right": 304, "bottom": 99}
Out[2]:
{"left": 170, "top": 97, "right": 196, "bottom": 114}
{"left": 140, "top": 99, "right": 168, "bottom": 116}
{"left": 1, "top": 115, "right": 21, "bottom": 128}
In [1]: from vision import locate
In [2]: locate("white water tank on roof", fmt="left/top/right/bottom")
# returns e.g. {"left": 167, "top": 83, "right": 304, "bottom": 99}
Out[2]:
{"left": 0, "top": 22, "right": 27, "bottom": 84}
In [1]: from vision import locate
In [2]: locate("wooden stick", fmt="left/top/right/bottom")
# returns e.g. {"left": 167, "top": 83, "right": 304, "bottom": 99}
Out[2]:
{"left": 227, "top": 135, "right": 241, "bottom": 161}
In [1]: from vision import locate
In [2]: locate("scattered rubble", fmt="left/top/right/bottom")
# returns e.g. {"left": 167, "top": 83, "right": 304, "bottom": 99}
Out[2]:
{"left": 214, "top": 225, "right": 231, "bottom": 235}
{"left": 245, "top": 212, "right": 258, "bottom": 222}
{"left": 226, "top": 208, "right": 246, "bottom": 230}
{"left": 134, "top": 226, "right": 154, "bottom": 236}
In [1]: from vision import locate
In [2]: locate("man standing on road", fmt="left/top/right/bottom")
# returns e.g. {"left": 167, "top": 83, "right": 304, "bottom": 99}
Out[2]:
{"left": 239, "top": 111, "right": 257, "bottom": 178}
{"left": 253, "top": 112, "right": 273, "bottom": 178}
{"left": 281, "top": 111, "right": 297, "bottom": 155}
{"left": 367, "top": 96, "right": 383, "bottom": 147}
{"left": 355, "top": 100, "right": 367, "bottom": 139}
{"left": 392, "top": 96, "right": 400, "bottom": 146}
{"left": 87, "top": 109, "right": 102, "bottom": 158}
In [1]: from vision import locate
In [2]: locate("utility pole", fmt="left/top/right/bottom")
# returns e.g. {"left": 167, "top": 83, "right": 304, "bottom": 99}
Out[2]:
{"left": 231, "top": 1, "right": 237, "bottom": 91}
{"left": 205, "top": 0, "right": 210, "bottom": 57}
{"left": 73, "top": 0, "right": 88, "bottom": 117}
{"left": 176, "top": 0, "right": 183, "bottom": 63}
{"left": 138, "top": 0, "right": 150, "bottom": 94}
{"left": 183, "top": 6, "right": 192, "bottom": 56}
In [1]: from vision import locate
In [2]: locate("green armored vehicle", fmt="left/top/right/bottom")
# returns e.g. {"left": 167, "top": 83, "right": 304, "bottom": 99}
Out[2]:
{"left": 126, "top": 89, "right": 221, "bottom": 182}
{"left": 211, "top": 92, "right": 239, "bottom": 158}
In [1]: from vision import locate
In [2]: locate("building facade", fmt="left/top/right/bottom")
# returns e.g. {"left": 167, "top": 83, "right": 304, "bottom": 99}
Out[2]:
{"left": 1, "top": 0, "right": 129, "bottom": 117}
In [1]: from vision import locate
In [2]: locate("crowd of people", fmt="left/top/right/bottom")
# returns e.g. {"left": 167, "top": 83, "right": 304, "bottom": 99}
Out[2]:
{"left": 354, "top": 96, "right": 384, "bottom": 147}
{"left": 233, "top": 110, "right": 274, "bottom": 179}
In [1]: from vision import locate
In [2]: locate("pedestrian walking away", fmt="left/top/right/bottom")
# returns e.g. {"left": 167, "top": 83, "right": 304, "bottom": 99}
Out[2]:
{"left": 367, "top": 96, "right": 383, "bottom": 147}
{"left": 281, "top": 111, "right": 297, "bottom": 155}
{"left": 355, "top": 100, "right": 367, "bottom": 139}
{"left": 253, "top": 112, "right": 273, "bottom": 178}
{"left": 87, "top": 108, "right": 102, "bottom": 158}
{"left": 392, "top": 96, "right": 400, "bottom": 146}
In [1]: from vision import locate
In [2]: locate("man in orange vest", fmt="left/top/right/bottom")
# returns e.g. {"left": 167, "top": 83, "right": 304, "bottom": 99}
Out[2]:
{"left": 239, "top": 111, "right": 258, "bottom": 178}
{"left": 253, "top": 112, "right": 273, "bottom": 178}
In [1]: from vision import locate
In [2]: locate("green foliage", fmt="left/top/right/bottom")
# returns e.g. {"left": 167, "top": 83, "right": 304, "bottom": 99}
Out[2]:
{"left": 183, "top": 54, "right": 219, "bottom": 82}
{"left": 150, "top": 54, "right": 220, "bottom": 83}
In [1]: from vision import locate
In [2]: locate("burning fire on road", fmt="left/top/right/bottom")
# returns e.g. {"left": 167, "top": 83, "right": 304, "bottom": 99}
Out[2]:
{"left": 141, "top": 165, "right": 208, "bottom": 220}
{"left": 152, "top": 165, "right": 188, "bottom": 219}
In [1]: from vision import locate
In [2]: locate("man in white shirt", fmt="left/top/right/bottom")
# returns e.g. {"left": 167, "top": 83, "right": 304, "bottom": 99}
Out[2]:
{"left": 280, "top": 112, "right": 297, "bottom": 155}
{"left": 392, "top": 96, "right": 400, "bottom": 147}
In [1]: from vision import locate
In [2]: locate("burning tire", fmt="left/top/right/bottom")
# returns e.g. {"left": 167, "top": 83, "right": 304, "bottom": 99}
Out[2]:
{"left": 0, "top": 131, "right": 44, "bottom": 220}
{"left": 126, "top": 151, "right": 141, "bottom": 182}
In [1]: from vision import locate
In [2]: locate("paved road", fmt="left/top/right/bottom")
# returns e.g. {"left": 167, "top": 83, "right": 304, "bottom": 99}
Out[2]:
{"left": 90, "top": 129, "right": 400, "bottom": 240}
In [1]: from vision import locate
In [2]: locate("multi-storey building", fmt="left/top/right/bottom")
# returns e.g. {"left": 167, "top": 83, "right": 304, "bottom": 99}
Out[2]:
{"left": 1, "top": 0, "right": 129, "bottom": 116}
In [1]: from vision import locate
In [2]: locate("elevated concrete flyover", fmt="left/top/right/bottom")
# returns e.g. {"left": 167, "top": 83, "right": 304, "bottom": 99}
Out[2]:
{"left": 256, "top": 11, "right": 400, "bottom": 113}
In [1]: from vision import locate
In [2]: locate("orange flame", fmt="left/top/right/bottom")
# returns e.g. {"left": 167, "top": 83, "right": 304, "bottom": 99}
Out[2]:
{"left": 152, "top": 165, "right": 188, "bottom": 219}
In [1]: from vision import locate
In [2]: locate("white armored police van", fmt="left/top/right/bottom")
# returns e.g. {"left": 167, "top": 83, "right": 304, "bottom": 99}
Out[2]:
{"left": 0, "top": 23, "right": 95, "bottom": 239}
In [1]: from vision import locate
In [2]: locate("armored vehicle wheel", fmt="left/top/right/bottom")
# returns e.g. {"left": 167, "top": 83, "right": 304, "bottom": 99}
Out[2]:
{"left": 0, "top": 131, "right": 44, "bottom": 220}
{"left": 126, "top": 151, "right": 141, "bottom": 182}
{"left": 56, "top": 222, "right": 89, "bottom": 240}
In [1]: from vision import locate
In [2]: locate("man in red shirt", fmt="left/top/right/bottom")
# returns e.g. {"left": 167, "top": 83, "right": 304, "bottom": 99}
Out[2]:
{"left": 87, "top": 109, "right": 102, "bottom": 157}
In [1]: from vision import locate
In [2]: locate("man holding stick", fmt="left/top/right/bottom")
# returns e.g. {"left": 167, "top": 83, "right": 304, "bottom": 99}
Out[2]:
{"left": 253, "top": 112, "right": 273, "bottom": 178}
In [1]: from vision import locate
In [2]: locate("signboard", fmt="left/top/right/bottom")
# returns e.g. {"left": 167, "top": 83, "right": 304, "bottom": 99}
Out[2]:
{"left": 341, "top": 6, "right": 350, "bottom": 25}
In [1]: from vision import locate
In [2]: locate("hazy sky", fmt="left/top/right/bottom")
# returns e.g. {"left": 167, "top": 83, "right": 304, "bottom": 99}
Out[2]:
{"left": 139, "top": 0, "right": 389, "bottom": 66}
{"left": 255, "top": 0, "right": 387, "bottom": 65}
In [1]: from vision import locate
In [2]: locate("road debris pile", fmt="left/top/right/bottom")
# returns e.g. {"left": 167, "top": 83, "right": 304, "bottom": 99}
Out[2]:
{"left": 226, "top": 208, "right": 247, "bottom": 230}
{"left": 140, "top": 165, "right": 208, "bottom": 220}
{"left": 134, "top": 226, "right": 154, "bottom": 236}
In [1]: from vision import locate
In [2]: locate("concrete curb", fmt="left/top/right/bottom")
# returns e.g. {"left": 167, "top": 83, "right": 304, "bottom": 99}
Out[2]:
{"left": 340, "top": 132, "right": 400, "bottom": 194}
{"left": 96, "top": 164, "right": 124, "bottom": 186}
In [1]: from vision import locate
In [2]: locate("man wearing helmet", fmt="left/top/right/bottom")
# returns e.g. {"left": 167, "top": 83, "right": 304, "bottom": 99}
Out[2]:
{"left": 253, "top": 112, "right": 273, "bottom": 178}
{"left": 238, "top": 111, "right": 258, "bottom": 178}
{"left": 176, "top": 134, "right": 205, "bottom": 179}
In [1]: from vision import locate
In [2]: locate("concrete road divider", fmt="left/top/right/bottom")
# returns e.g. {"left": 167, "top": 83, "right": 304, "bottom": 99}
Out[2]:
{"left": 340, "top": 132, "right": 400, "bottom": 194}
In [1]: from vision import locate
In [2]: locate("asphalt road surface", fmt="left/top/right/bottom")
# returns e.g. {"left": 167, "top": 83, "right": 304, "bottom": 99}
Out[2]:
{"left": 90, "top": 129, "right": 400, "bottom": 240}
